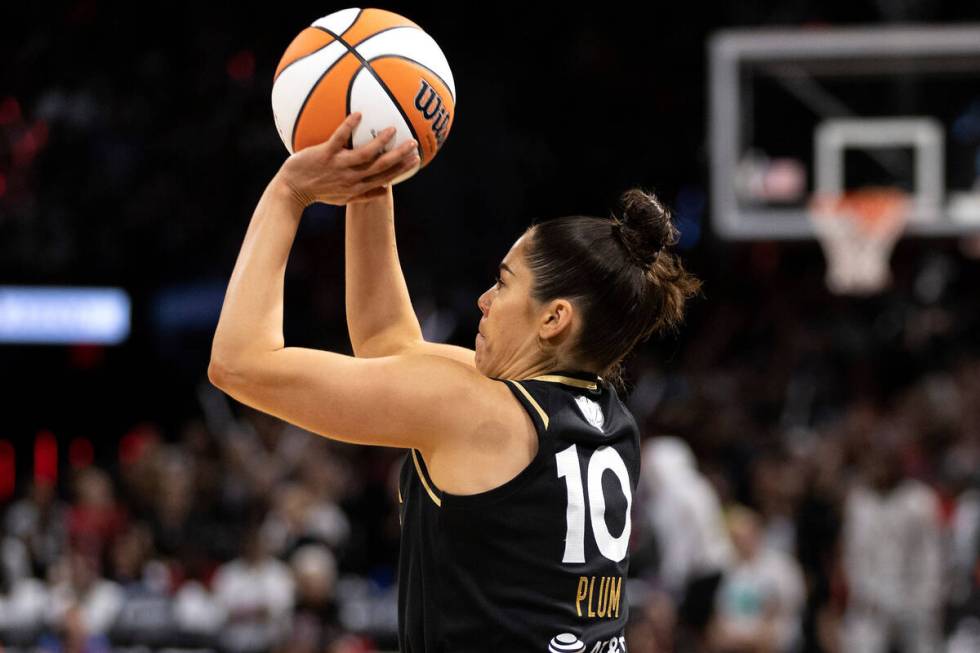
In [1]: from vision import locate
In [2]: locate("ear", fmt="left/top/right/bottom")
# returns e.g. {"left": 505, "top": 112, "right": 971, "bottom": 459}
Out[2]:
{"left": 538, "top": 298, "right": 576, "bottom": 345}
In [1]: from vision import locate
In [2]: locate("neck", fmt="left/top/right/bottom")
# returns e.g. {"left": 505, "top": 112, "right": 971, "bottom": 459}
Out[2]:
{"left": 501, "top": 356, "right": 599, "bottom": 381}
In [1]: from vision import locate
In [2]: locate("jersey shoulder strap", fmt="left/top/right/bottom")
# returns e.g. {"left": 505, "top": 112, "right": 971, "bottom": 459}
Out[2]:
{"left": 495, "top": 369, "right": 606, "bottom": 434}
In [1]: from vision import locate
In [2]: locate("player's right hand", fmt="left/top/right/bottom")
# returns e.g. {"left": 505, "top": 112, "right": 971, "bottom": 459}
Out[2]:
{"left": 278, "top": 112, "right": 420, "bottom": 207}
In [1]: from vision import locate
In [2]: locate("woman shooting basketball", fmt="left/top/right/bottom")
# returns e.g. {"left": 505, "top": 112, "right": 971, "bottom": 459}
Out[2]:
{"left": 210, "top": 112, "right": 700, "bottom": 651}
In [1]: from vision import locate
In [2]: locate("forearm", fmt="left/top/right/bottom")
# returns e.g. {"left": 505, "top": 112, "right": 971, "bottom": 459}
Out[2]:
{"left": 211, "top": 170, "right": 305, "bottom": 369}
{"left": 345, "top": 185, "right": 424, "bottom": 356}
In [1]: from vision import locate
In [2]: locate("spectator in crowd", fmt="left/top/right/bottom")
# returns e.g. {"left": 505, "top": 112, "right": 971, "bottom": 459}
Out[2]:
{"left": 67, "top": 468, "right": 127, "bottom": 560}
{"left": 116, "top": 422, "right": 163, "bottom": 522}
{"left": 841, "top": 429, "right": 943, "bottom": 653}
{"left": 212, "top": 518, "right": 296, "bottom": 653}
{"left": 639, "top": 437, "right": 734, "bottom": 638}
{"left": 261, "top": 481, "right": 350, "bottom": 559}
{"left": 710, "top": 506, "right": 805, "bottom": 653}
{"left": 624, "top": 588, "right": 678, "bottom": 653}
{"left": 108, "top": 521, "right": 167, "bottom": 594}
{"left": 107, "top": 522, "right": 178, "bottom": 647}
{"left": 945, "top": 445, "right": 980, "bottom": 608}
{"left": 223, "top": 407, "right": 313, "bottom": 501}
{"left": 945, "top": 445, "right": 980, "bottom": 653}
{"left": 792, "top": 432, "right": 846, "bottom": 653}
{"left": 279, "top": 543, "right": 346, "bottom": 653}
{"left": 4, "top": 480, "right": 69, "bottom": 577}
{"left": 0, "top": 547, "right": 48, "bottom": 645}
{"left": 149, "top": 445, "right": 209, "bottom": 560}
{"left": 45, "top": 548, "right": 124, "bottom": 644}
{"left": 750, "top": 449, "right": 805, "bottom": 556}
{"left": 2, "top": 525, "right": 31, "bottom": 584}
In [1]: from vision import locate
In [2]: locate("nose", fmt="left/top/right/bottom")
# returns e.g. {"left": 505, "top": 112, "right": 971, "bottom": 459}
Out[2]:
{"left": 477, "top": 286, "right": 493, "bottom": 316}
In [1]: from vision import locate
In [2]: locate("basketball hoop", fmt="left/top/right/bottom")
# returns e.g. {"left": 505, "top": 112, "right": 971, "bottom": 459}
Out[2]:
{"left": 807, "top": 187, "right": 909, "bottom": 295}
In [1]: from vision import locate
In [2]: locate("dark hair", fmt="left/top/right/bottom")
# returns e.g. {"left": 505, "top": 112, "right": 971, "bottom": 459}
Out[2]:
{"left": 524, "top": 188, "right": 701, "bottom": 390}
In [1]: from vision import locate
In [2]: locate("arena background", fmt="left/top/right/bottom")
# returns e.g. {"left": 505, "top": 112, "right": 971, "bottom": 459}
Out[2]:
{"left": 2, "top": 1, "right": 980, "bottom": 652}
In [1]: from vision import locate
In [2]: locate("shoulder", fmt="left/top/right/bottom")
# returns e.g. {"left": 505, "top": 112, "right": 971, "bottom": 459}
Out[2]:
{"left": 424, "top": 376, "right": 541, "bottom": 495}
{"left": 391, "top": 358, "right": 528, "bottom": 453}
{"left": 454, "top": 374, "right": 536, "bottom": 447}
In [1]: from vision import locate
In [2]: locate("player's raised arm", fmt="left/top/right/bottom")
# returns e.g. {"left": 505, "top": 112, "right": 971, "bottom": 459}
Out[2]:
{"left": 208, "top": 114, "right": 493, "bottom": 452}
{"left": 344, "top": 182, "right": 423, "bottom": 355}
{"left": 345, "top": 150, "right": 476, "bottom": 366}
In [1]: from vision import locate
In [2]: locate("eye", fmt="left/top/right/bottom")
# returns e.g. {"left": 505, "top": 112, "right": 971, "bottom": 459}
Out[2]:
{"left": 494, "top": 275, "right": 504, "bottom": 288}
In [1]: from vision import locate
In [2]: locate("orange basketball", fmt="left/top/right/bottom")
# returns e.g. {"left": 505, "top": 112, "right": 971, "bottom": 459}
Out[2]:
{"left": 271, "top": 8, "right": 456, "bottom": 186}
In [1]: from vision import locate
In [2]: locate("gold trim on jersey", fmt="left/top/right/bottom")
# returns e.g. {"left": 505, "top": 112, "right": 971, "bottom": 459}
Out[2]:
{"left": 411, "top": 448, "right": 442, "bottom": 507}
{"left": 529, "top": 374, "right": 600, "bottom": 391}
{"left": 397, "top": 484, "right": 403, "bottom": 505}
{"left": 507, "top": 380, "right": 550, "bottom": 429}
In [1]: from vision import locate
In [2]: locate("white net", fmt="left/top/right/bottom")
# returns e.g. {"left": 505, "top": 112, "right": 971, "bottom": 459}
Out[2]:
{"left": 808, "top": 188, "right": 909, "bottom": 295}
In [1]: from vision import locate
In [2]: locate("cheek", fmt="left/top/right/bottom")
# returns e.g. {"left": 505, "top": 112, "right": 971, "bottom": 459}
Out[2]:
{"left": 491, "top": 297, "right": 530, "bottom": 338}
{"left": 489, "top": 296, "right": 513, "bottom": 328}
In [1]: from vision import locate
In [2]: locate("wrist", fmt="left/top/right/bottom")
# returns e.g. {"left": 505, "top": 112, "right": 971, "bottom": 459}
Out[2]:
{"left": 271, "top": 168, "right": 314, "bottom": 212}
{"left": 347, "top": 185, "right": 393, "bottom": 208}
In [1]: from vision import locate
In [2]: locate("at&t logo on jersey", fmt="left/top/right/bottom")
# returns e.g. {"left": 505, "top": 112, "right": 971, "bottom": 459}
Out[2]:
{"left": 548, "top": 633, "right": 585, "bottom": 653}
{"left": 547, "top": 633, "right": 627, "bottom": 653}
{"left": 574, "top": 395, "right": 605, "bottom": 431}
{"left": 414, "top": 79, "right": 451, "bottom": 148}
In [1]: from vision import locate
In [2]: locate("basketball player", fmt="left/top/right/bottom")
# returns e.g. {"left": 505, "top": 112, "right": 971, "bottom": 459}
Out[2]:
{"left": 209, "top": 113, "right": 701, "bottom": 651}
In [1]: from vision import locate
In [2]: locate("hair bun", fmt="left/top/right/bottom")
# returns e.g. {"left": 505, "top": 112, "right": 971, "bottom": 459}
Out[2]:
{"left": 612, "top": 189, "right": 678, "bottom": 269}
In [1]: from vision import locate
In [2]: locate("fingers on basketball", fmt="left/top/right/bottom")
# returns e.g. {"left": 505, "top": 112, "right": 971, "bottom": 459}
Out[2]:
{"left": 345, "top": 128, "right": 397, "bottom": 166}
{"left": 322, "top": 112, "right": 363, "bottom": 156}
{"left": 356, "top": 140, "right": 417, "bottom": 177}
{"left": 359, "top": 150, "right": 418, "bottom": 189}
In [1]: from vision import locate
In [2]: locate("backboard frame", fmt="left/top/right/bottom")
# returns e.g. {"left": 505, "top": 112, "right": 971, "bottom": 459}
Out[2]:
{"left": 709, "top": 24, "right": 980, "bottom": 240}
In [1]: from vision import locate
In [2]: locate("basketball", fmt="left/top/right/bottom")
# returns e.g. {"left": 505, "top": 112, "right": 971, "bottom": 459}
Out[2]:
{"left": 271, "top": 7, "right": 456, "bottom": 186}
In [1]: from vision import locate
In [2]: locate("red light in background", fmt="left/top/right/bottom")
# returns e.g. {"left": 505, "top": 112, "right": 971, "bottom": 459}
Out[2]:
{"left": 0, "top": 97, "right": 21, "bottom": 125}
{"left": 119, "top": 423, "right": 160, "bottom": 467}
{"left": 12, "top": 121, "right": 49, "bottom": 168}
{"left": 69, "top": 343, "right": 105, "bottom": 369}
{"left": 69, "top": 437, "right": 94, "bottom": 470}
{"left": 13, "top": 132, "right": 38, "bottom": 167}
{"left": 34, "top": 430, "right": 57, "bottom": 485}
{"left": 0, "top": 440, "right": 14, "bottom": 501}
{"left": 0, "top": 173, "right": 6, "bottom": 199}
{"left": 67, "top": 0, "right": 98, "bottom": 24}
{"left": 227, "top": 50, "right": 255, "bottom": 82}
{"left": 32, "top": 120, "right": 49, "bottom": 149}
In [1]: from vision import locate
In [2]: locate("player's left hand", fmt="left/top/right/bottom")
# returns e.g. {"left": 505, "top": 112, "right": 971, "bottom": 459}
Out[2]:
{"left": 277, "top": 112, "right": 420, "bottom": 207}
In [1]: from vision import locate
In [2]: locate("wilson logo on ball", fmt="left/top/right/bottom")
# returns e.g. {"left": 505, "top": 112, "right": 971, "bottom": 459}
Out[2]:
{"left": 415, "top": 80, "right": 451, "bottom": 148}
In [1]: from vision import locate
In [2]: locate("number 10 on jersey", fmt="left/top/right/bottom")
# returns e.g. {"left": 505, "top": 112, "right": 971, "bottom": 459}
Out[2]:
{"left": 556, "top": 445, "right": 633, "bottom": 563}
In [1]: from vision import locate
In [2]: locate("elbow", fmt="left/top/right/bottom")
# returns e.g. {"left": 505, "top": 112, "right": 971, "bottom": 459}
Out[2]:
{"left": 208, "top": 356, "right": 231, "bottom": 389}
{"left": 208, "top": 335, "right": 251, "bottom": 388}
{"left": 208, "top": 354, "right": 248, "bottom": 391}
{"left": 209, "top": 337, "right": 281, "bottom": 390}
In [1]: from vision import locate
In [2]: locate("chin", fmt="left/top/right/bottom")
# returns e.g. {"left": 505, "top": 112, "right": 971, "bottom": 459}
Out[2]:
{"left": 474, "top": 352, "right": 487, "bottom": 376}
{"left": 474, "top": 350, "right": 493, "bottom": 378}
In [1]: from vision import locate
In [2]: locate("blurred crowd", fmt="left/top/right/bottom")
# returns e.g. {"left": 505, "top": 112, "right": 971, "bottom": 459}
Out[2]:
{"left": 621, "top": 247, "right": 980, "bottom": 653}
{"left": 1, "top": 406, "right": 405, "bottom": 653}
{"left": 4, "top": 258, "right": 980, "bottom": 653}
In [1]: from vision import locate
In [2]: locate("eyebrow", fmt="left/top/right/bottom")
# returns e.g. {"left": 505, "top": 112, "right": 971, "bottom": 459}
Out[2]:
{"left": 499, "top": 263, "right": 515, "bottom": 277}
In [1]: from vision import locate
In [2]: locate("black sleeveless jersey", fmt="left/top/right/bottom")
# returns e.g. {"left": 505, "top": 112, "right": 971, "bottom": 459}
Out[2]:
{"left": 397, "top": 369, "right": 640, "bottom": 653}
